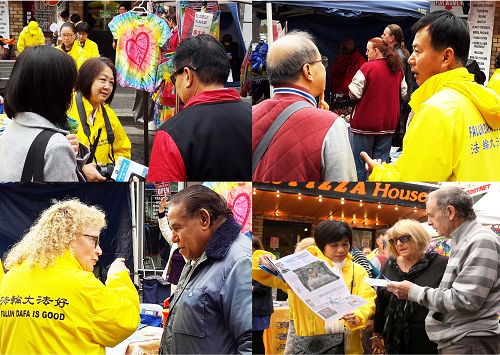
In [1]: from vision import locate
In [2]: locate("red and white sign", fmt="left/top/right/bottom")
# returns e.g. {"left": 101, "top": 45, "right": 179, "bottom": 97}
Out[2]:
{"left": 156, "top": 182, "right": 171, "bottom": 196}
{"left": 430, "top": 1, "right": 466, "bottom": 15}
{"left": 466, "top": 183, "right": 491, "bottom": 196}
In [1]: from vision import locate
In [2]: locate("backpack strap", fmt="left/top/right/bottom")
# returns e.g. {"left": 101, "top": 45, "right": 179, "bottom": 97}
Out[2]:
{"left": 252, "top": 101, "right": 311, "bottom": 175}
{"left": 21, "top": 129, "right": 57, "bottom": 182}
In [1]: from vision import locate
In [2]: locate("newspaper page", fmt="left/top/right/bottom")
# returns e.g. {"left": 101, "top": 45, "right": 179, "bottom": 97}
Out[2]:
{"left": 264, "top": 250, "right": 367, "bottom": 321}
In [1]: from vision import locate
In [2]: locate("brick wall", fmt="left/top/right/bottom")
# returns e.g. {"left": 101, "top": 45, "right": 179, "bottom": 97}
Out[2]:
{"left": 253, "top": 214, "right": 320, "bottom": 242}
{"left": 69, "top": 2, "right": 83, "bottom": 20}
{"left": 8, "top": 1, "right": 24, "bottom": 40}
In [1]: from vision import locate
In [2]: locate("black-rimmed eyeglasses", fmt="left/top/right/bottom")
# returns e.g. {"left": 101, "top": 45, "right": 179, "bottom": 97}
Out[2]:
{"left": 388, "top": 235, "right": 411, "bottom": 246}
{"left": 82, "top": 234, "right": 100, "bottom": 248}
{"left": 170, "top": 66, "right": 197, "bottom": 85}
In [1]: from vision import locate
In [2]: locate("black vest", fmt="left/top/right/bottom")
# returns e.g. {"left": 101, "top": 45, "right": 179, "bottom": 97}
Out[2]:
{"left": 160, "top": 99, "right": 251, "bottom": 180}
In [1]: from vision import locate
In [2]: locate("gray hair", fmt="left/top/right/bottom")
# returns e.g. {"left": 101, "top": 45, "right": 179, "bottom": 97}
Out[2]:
{"left": 267, "top": 31, "right": 319, "bottom": 85}
{"left": 428, "top": 187, "right": 476, "bottom": 221}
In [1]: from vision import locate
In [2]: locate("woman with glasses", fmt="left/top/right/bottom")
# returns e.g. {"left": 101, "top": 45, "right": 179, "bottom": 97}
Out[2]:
{"left": 57, "top": 22, "right": 87, "bottom": 69}
{"left": 67, "top": 57, "right": 131, "bottom": 175}
{"left": 371, "top": 219, "right": 447, "bottom": 354}
{"left": 254, "top": 220, "right": 376, "bottom": 354}
{"left": 0, "top": 199, "right": 140, "bottom": 354}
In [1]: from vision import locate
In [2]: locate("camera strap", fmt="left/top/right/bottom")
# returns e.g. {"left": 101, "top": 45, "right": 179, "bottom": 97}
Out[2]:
{"left": 76, "top": 92, "right": 115, "bottom": 164}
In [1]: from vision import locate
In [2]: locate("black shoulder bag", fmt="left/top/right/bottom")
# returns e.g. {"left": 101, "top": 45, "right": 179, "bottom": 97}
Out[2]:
{"left": 21, "top": 129, "right": 57, "bottom": 182}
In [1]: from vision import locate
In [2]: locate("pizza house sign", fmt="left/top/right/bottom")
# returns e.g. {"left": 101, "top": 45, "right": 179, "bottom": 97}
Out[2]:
{"left": 254, "top": 182, "right": 436, "bottom": 209}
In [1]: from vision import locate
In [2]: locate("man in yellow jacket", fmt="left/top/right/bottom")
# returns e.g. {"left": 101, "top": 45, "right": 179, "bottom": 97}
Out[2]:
{"left": 362, "top": 10, "right": 500, "bottom": 181}
{"left": 76, "top": 21, "right": 100, "bottom": 59}
{"left": 17, "top": 21, "right": 45, "bottom": 53}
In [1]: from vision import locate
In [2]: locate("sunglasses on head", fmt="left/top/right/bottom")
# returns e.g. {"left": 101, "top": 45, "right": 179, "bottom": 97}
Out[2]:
{"left": 389, "top": 235, "right": 411, "bottom": 246}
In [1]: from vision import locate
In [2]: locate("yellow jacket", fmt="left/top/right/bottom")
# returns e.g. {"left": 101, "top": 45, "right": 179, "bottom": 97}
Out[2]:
{"left": 0, "top": 259, "right": 4, "bottom": 283}
{"left": 487, "top": 68, "right": 500, "bottom": 96}
{"left": 17, "top": 26, "right": 45, "bottom": 53}
{"left": 0, "top": 251, "right": 140, "bottom": 354}
{"left": 79, "top": 39, "right": 100, "bottom": 59}
{"left": 252, "top": 247, "right": 376, "bottom": 355}
{"left": 56, "top": 43, "right": 87, "bottom": 69}
{"left": 369, "top": 68, "right": 500, "bottom": 181}
{"left": 68, "top": 93, "right": 131, "bottom": 166}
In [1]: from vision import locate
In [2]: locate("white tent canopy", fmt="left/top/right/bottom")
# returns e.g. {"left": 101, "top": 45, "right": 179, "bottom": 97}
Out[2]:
{"left": 473, "top": 188, "right": 500, "bottom": 225}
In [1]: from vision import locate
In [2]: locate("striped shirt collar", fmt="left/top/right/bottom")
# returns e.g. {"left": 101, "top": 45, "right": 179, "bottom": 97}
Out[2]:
{"left": 273, "top": 86, "right": 317, "bottom": 107}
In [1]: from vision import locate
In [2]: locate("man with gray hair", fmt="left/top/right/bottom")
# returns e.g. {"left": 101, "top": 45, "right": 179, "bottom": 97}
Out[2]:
{"left": 387, "top": 186, "right": 500, "bottom": 354}
{"left": 252, "top": 31, "right": 356, "bottom": 181}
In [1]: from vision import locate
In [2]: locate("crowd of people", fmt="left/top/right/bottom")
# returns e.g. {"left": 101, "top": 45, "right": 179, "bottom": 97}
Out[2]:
{"left": 252, "top": 10, "right": 500, "bottom": 181}
{"left": 253, "top": 186, "right": 500, "bottom": 354}
{"left": 0, "top": 5, "right": 251, "bottom": 182}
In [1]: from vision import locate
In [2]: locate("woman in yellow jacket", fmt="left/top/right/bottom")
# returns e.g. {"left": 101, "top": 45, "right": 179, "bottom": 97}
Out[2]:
{"left": 254, "top": 220, "right": 376, "bottom": 355}
{"left": 76, "top": 21, "right": 100, "bottom": 59}
{"left": 56, "top": 22, "right": 87, "bottom": 69}
{"left": 0, "top": 199, "right": 140, "bottom": 354}
{"left": 67, "top": 57, "right": 131, "bottom": 170}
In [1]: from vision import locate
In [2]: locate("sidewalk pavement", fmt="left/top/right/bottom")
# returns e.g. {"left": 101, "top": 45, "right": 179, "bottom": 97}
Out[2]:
{"left": 110, "top": 86, "right": 154, "bottom": 166}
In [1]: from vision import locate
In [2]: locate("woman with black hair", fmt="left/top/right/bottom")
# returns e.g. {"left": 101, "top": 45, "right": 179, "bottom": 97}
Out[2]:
{"left": 67, "top": 57, "right": 131, "bottom": 170}
{"left": 254, "top": 220, "right": 376, "bottom": 354}
{"left": 56, "top": 22, "right": 87, "bottom": 69}
{"left": 0, "top": 46, "right": 89, "bottom": 182}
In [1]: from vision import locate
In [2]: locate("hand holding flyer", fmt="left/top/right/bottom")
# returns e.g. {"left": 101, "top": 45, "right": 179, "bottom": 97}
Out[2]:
{"left": 259, "top": 250, "right": 367, "bottom": 321}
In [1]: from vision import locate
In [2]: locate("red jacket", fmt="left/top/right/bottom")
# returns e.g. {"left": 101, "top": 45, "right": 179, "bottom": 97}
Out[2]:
{"left": 348, "top": 59, "right": 406, "bottom": 134}
{"left": 252, "top": 85, "right": 356, "bottom": 181}
{"left": 330, "top": 50, "right": 366, "bottom": 97}
{"left": 147, "top": 88, "right": 251, "bottom": 181}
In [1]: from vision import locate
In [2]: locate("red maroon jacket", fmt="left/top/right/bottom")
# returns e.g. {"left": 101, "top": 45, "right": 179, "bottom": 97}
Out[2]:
{"left": 252, "top": 85, "right": 356, "bottom": 181}
{"left": 348, "top": 59, "right": 407, "bottom": 134}
{"left": 330, "top": 50, "right": 366, "bottom": 97}
{"left": 147, "top": 88, "right": 251, "bottom": 181}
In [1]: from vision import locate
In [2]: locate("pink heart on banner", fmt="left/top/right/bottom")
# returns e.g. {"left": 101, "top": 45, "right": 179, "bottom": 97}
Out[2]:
{"left": 126, "top": 32, "right": 150, "bottom": 68}
{"left": 230, "top": 193, "right": 251, "bottom": 232}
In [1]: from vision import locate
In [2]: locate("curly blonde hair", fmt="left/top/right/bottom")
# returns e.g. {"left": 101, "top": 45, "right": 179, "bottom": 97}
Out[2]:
{"left": 4, "top": 199, "right": 106, "bottom": 270}
{"left": 386, "top": 219, "right": 430, "bottom": 258}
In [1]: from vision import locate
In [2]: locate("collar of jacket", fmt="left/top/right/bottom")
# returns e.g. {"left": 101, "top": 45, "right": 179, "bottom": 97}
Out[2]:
{"left": 409, "top": 68, "right": 500, "bottom": 129}
{"left": 14, "top": 111, "right": 69, "bottom": 134}
{"left": 46, "top": 250, "right": 86, "bottom": 271}
{"left": 449, "top": 218, "right": 477, "bottom": 248}
{"left": 304, "top": 245, "right": 354, "bottom": 268}
{"left": 272, "top": 84, "right": 317, "bottom": 107}
{"left": 204, "top": 215, "right": 242, "bottom": 260}
{"left": 76, "top": 93, "right": 102, "bottom": 122}
{"left": 183, "top": 88, "right": 241, "bottom": 109}
{"left": 410, "top": 68, "right": 472, "bottom": 112}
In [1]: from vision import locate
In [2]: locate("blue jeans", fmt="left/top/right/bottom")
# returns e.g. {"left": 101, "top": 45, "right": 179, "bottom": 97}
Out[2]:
{"left": 351, "top": 133, "right": 393, "bottom": 181}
